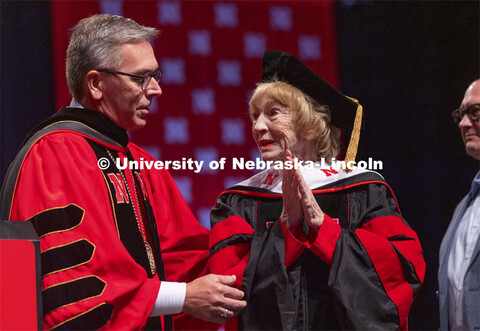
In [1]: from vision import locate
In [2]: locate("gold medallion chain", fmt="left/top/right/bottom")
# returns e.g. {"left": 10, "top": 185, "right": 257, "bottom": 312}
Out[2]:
{"left": 106, "top": 149, "right": 156, "bottom": 275}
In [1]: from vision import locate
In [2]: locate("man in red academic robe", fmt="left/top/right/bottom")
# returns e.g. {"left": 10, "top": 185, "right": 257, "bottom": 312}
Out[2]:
{"left": 0, "top": 14, "right": 245, "bottom": 330}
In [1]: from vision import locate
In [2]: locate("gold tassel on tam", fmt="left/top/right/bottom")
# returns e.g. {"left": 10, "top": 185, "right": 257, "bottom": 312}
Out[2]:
{"left": 343, "top": 96, "right": 363, "bottom": 173}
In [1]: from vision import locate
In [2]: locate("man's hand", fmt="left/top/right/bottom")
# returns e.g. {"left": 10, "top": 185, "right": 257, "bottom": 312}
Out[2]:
{"left": 182, "top": 274, "right": 247, "bottom": 324}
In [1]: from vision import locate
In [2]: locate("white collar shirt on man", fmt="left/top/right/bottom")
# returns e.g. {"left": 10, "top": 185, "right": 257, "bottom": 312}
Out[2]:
{"left": 448, "top": 170, "right": 480, "bottom": 330}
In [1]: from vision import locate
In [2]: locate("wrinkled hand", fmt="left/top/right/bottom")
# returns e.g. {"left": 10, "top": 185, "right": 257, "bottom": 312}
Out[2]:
{"left": 281, "top": 150, "right": 324, "bottom": 233}
{"left": 296, "top": 161, "right": 324, "bottom": 232}
{"left": 280, "top": 150, "right": 303, "bottom": 232}
{"left": 182, "top": 274, "right": 247, "bottom": 324}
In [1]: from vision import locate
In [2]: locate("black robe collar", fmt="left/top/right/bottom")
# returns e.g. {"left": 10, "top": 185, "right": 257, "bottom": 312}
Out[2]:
{"left": 23, "top": 107, "right": 129, "bottom": 147}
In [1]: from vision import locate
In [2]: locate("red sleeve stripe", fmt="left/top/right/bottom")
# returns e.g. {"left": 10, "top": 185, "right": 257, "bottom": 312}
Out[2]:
{"left": 308, "top": 215, "right": 342, "bottom": 266}
{"left": 361, "top": 216, "right": 418, "bottom": 241}
{"left": 209, "top": 243, "right": 250, "bottom": 280}
{"left": 356, "top": 229, "right": 412, "bottom": 329}
{"left": 361, "top": 216, "right": 425, "bottom": 282}
{"left": 209, "top": 215, "right": 254, "bottom": 249}
{"left": 279, "top": 219, "right": 307, "bottom": 269}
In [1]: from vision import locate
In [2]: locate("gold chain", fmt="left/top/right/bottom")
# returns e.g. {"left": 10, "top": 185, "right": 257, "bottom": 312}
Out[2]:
{"left": 106, "top": 149, "right": 156, "bottom": 275}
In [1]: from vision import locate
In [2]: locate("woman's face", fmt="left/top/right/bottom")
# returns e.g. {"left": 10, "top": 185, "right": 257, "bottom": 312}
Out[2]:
{"left": 251, "top": 97, "right": 316, "bottom": 161}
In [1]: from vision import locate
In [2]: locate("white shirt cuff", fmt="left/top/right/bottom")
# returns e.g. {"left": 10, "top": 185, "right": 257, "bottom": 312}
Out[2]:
{"left": 150, "top": 281, "right": 186, "bottom": 316}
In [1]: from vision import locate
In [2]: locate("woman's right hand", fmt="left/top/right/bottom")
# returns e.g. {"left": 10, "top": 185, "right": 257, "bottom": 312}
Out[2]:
{"left": 280, "top": 149, "right": 325, "bottom": 233}
{"left": 280, "top": 149, "right": 303, "bottom": 233}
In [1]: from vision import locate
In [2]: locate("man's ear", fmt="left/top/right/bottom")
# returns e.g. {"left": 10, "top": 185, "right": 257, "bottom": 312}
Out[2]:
{"left": 85, "top": 70, "right": 104, "bottom": 101}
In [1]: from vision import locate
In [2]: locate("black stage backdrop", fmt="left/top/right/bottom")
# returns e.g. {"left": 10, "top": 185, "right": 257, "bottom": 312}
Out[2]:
{"left": 336, "top": 2, "right": 479, "bottom": 329}
{"left": 1, "top": 1, "right": 479, "bottom": 329}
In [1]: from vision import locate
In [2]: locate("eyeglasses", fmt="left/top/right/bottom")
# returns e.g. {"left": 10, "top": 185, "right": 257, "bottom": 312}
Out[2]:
{"left": 452, "top": 103, "right": 480, "bottom": 125}
{"left": 97, "top": 68, "right": 162, "bottom": 90}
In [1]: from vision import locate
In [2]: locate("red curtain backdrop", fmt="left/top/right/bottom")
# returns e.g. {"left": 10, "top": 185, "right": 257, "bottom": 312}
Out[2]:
{"left": 51, "top": 0, "right": 339, "bottom": 228}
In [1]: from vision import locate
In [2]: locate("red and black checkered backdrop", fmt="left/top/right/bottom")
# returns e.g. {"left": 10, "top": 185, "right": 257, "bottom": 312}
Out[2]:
{"left": 51, "top": 0, "right": 340, "bottom": 228}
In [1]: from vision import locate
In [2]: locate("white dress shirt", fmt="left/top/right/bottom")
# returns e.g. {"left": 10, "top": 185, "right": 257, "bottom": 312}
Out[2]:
{"left": 448, "top": 171, "right": 480, "bottom": 330}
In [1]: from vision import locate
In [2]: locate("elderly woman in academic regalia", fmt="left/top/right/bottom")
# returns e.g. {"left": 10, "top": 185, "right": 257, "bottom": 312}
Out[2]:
{"left": 209, "top": 50, "right": 425, "bottom": 330}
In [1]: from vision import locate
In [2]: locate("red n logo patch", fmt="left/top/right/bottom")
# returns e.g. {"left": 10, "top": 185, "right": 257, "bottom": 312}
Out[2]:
{"left": 107, "top": 173, "right": 130, "bottom": 203}
{"left": 320, "top": 167, "right": 339, "bottom": 177}
{"left": 263, "top": 174, "right": 279, "bottom": 185}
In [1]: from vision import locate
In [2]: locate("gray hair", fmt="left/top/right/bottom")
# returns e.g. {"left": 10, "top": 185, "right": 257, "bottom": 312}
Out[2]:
{"left": 66, "top": 14, "right": 159, "bottom": 101}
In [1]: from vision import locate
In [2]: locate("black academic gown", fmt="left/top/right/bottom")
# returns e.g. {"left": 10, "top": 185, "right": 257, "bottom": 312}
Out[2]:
{"left": 209, "top": 165, "right": 425, "bottom": 330}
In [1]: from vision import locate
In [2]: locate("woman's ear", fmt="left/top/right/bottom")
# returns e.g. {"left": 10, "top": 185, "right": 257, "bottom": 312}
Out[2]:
{"left": 84, "top": 70, "right": 104, "bottom": 101}
{"left": 304, "top": 129, "right": 318, "bottom": 141}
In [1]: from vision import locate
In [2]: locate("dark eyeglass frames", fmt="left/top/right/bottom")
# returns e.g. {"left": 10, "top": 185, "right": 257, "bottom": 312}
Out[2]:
{"left": 97, "top": 68, "right": 162, "bottom": 90}
{"left": 452, "top": 103, "right": 480, "bottom": 125}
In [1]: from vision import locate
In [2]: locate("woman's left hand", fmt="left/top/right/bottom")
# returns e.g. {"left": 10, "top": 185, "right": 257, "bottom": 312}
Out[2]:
{"left": 295, "top": 165, "right": 324, "bottom": 232}
{"left": 281, "top": 149, "right": 325, "bottom": 233}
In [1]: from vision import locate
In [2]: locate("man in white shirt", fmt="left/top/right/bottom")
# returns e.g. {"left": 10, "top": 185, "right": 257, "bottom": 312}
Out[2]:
{"left": 439, "top": 79, "right": 480, "bottom": 330}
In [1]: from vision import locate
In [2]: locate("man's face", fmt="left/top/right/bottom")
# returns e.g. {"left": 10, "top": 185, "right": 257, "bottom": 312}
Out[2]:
{"left": 99, "top": 41, "right": 162, "bottom": 131}
{"left": 459, "top": 80, "right": 480, "bottom": 161}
